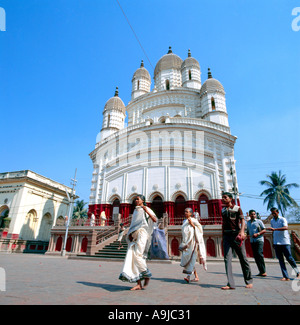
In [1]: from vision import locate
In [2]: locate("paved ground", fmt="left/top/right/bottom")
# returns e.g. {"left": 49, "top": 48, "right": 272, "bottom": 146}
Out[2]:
{"left": 0, "top": 253, "right": 299, "bottom": 306}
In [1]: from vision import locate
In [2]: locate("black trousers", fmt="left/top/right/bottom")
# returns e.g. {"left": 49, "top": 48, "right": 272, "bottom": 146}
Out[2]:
{"left": 251, "top": 241, "right": 266, "bottom": 275}
{"left": 223, "top": 232, "right": 253, "bottom": 288}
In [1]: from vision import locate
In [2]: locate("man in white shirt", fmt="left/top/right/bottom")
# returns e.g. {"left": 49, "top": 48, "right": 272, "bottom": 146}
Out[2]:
{"left": 267, "top": 207, "right": 300, "bottom": 281}
{"left": 193, "top": 209, "right": 200, "bottom": 222}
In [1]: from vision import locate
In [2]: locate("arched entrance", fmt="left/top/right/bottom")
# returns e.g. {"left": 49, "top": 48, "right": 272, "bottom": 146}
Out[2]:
{"left": 151, "top": 195, "right": 164, "bottom": 219}
{"left": 263, "top": 238, "right": 273, "bottom": 258}
{"left": 55, "top": 236, "right": 63, "bottom": 251}
{"left": 206, "top": 238, "right": 216, "bottom": 257}
{"left": 0, "top": 205, "right": 9, "bottom": 229}
{"left": 37, "top": 213, "right": 53, "bottom": 241}
{"left": 20, "top": 209, "right": 38, "bottom": 240}
{"left": 171, "top": 238, "right": 179, "bottom": 256}
{"left": 112, "top": 198, "right": 120, "bottom": 225}
{"left": 198, "top": 194, "right": 209, "bottom": 221}
{"left": 174, "top": 195, "right": 186, "bottom": 225}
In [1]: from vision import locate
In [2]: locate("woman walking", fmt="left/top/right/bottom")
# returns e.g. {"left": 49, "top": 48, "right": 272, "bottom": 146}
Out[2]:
{"left": 180, "top": 208, "right": 207, "bottom": 283}
{"left": 119, "top": 194, "right": 157, "bottom": 290}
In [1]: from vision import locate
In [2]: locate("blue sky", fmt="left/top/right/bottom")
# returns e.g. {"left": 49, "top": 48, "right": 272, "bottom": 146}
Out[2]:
{"left": 1, "top": 0, "right": 300, "bottom": 217}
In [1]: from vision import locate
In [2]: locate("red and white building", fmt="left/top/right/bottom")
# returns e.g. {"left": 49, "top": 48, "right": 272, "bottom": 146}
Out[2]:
{"left": 88, "top": 47, "right": 238, "bottom": 228}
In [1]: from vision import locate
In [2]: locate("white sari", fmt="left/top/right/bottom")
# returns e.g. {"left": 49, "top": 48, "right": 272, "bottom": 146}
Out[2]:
{"left": 119, "top": 206, "right": 156, "bottom": 283}
{"left": 180, "top": 218, "right": 207, "bottom": 274}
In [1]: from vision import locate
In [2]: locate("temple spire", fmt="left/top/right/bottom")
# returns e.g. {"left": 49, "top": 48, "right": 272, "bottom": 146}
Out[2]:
{"left": 208, "top": 68, "right": 212, "bottom": 79}
{"left": 114, "top": 87, "right": 119, "bottom": 97}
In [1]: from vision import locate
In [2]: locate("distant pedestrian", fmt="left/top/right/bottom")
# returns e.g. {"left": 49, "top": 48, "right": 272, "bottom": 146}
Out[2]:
{"left": 90, "top": 213, "right": 96, "bottom": 227}
{"left": 100, "top": 211, "right": 106, "bottom": 226}
{"left": 193, "top": 209, "right": 200, "bottom": 222}
{"left": 221, "top": 192, "right": 253, "bottom": 290}
{"left": 267, "top": 208, "right": 300, "bottom": 281}
{"left": 247, "top": 210, "right": 267, "bottom": 277}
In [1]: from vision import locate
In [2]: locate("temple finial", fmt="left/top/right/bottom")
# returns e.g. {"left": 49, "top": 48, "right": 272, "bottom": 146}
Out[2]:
{"left": 208, "top": 68, "right": 212, "bottom": 79}
{"left": 168, "top": 46, "right": 172, "bottom": 54}
{"left": 114, "top": 87, "right": 119, "bottom": 97}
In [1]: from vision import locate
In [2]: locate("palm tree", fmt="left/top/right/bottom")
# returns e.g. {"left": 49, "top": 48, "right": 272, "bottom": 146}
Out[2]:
{"left": 72, "top": 200, "right": 88, "bottom": 220}
{"left": 259, "top": 170, "right": 299, "bottom": 216}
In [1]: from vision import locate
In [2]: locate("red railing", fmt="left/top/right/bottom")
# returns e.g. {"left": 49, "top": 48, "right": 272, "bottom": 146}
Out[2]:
{"left": 67, "top": 214, "right": 222, "bottom": 227}
{"left": 68, "top": 213, "right": 132, "bottom": 227}
{"left": 168, "top": 215, "right": 223, "bottom": 226}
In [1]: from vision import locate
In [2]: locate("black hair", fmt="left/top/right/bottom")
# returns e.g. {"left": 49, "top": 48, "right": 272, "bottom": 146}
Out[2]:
{"left": 136, "top": 194, "right": 147, "bottom": 206}
{"left": 249, "top": 209, "right": 256, "bottom": 215}
{"left": 270, "top": 207, "right": 279, "bottom": 212}
{"left": 222, "top": 192, "right": 233, "bottom": 199}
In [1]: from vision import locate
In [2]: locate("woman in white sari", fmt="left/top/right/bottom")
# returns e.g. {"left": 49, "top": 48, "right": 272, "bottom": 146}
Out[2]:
{"left": 119, "top": 194, "right": 157, "bottom": 290}
{"left": 180, "top": 208, "right": 207, "bottom": 283}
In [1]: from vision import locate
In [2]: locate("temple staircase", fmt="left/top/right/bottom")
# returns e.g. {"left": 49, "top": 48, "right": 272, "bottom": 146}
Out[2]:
{"left": 94, "top": 238, "right": 128, "bottom": 260}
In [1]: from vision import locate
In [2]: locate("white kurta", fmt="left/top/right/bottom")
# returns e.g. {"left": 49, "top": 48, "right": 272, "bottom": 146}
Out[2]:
{"left": 180, "top": 218, "right": 207, "bottom": 274}
{"left": 119, "top": 206, "right": 156, "bottom": 283}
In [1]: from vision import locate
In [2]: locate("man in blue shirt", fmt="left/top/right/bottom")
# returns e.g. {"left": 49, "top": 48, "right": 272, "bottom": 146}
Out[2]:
{"left": 267, "top": 207, "right": 300, "bottom": 281}
{"left": 247, "top": 210, "right": 267, "bottom": 276}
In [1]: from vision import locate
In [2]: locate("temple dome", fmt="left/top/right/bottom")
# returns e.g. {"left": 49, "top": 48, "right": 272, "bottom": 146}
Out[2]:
{"left": 154, "top": 47, "right": 183, "bottom": 77}
{"left": 132, "top": 60, "right": 151, "bottom": 81}
{"left": 104, "top": 87, "right": 125, "bottom": 113}
{"left": 200, "top": 68, "right": 225, "bottom": 95}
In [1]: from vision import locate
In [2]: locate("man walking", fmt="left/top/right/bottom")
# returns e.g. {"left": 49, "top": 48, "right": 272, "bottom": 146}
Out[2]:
{"left": 267, "top": 208, "right": 300, "bottom": 281}
{"left": 247, "top": 210, "right": 267, "bottom": 277}
{"left": 221, "top": 192, "right": 253, "bottom": 290}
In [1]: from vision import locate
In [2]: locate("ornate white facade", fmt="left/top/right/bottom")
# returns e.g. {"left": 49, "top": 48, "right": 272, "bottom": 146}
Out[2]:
{"left": 89, "top": 47, "right": 239, "bottom": 224}
{"left": 0, "top": 170, "right": 73, "bottom": 252}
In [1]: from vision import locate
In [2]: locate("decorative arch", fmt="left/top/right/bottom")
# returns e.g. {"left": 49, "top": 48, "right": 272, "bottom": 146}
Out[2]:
{"left": 55, "top": 215, "right": 65, "bottom": 226}
{"left": 171, "top": 237, "right": 179, "bottom": 256}
{"left": 20, "top": 209, "right": 38, "bottom": 240}
{"left": 126, "top": 192, "right": 139, "bottom": 203}
{"left": 147, "top": 191, "right": 164, "bottom": 202}
{"left": 55, "top": 236, "right": 63, "bottom": 251}
{"left": 170, "top": 191, "right": 188, "bottom": 202}
{"left": 37, "top": 212, "right": 53, "bottom": 241}
{"left": 206, "top": 238, "right": 216, "bottom": 257}
{"left": 107, "top": 194, "right": 122, "bottom": 204}
{"left": 151, "top": 195, "right": 164, "bottom": 219}
{"left": 0, "top": 205, "right": 9, "bottom": 216}
{"left": 158, "top": 116, "right": 166, "bottom": 124}
{"left": 194, "top": 190, "right": 212, "bottom": 201}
